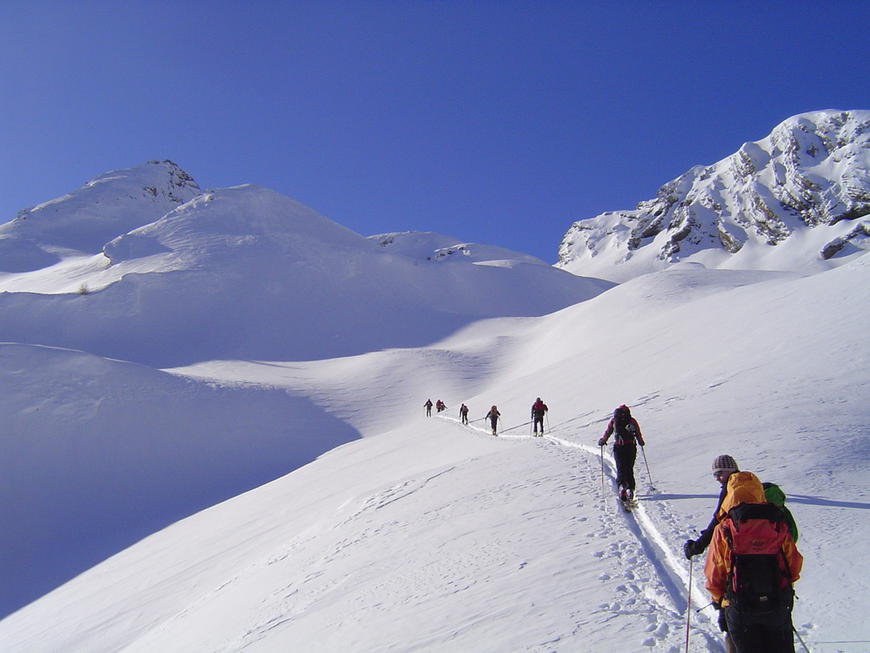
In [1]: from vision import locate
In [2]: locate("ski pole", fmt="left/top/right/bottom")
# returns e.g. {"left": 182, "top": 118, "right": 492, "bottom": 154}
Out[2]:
{"left": 792, "top": 626, "right": 811, "bottom": 653}
{"left": 600, "top": 445, "right": 605, "bottom": 495}
{"left": 641, "top": 445, "right": 654, "bottom": 489}
{"left": 684, "top": 557, "right": 693, "bottom": 652}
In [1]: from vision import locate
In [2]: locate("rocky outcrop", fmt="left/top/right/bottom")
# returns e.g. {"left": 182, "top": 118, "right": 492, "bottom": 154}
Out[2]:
{"left": 557, "top": 110, "right": 870, "bottom": 279}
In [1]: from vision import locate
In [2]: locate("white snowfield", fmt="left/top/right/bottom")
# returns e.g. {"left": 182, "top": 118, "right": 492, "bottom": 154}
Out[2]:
{"left": 0, "top": 157, "right": 868, "bottom": 652}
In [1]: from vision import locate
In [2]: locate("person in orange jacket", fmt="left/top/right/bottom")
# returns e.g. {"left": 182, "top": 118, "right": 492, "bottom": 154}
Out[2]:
{"left": 704, "top": 471, "right": 803, "bottom": 653}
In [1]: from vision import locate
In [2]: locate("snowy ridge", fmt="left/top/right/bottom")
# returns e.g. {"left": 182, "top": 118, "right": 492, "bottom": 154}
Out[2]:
{"left": 557, "top": 110, "right": 870, "bottom": 281}
{"left": 0, "top": 161, "right": 200, "bottom": 271}
{"left": 0, "top": 180, "right": 610, "bottom": 367}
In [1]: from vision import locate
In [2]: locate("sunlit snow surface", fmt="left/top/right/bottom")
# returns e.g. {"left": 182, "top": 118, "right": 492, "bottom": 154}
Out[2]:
{"left": 0, "top": 162, "right": 868, "bottom": 652}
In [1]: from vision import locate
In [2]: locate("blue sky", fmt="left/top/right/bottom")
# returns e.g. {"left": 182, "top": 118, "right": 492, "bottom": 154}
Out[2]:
{"left": 2, "top": 1, "right": 868, "bottom": 262}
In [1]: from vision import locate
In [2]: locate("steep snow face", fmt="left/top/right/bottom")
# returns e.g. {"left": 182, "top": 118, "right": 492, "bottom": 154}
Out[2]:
{"left": 0, "top": 161, "right": 200, "bottom": 271}
{"left": 557, "top": 110, "right": 870, "bottom": 281}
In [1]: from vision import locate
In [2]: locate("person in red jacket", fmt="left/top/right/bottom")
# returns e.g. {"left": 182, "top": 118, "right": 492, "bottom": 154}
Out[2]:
{"left": 531, "top": 397, "right": 548, "bottom": 436}
{"left": 598, "top": 404, "right": 645, "bottom": 501}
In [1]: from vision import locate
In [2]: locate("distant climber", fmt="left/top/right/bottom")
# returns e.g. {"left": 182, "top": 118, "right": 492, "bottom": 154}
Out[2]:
{"left": 424, "top": 398, "right": 433, "bottom": 417}
{"left": 485, "top": 405, "right": 501, "bottom": 435}
{"left": 459, "top": 403, "right": 469, "bottom": 425}
{"left": 531, "top": 397, "right": 548, "bottom": 436}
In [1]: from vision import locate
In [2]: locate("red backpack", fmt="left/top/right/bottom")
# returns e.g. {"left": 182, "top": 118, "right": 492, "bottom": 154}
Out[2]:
{"left": 721, "top": 502, "right": 795, "bottom": 621}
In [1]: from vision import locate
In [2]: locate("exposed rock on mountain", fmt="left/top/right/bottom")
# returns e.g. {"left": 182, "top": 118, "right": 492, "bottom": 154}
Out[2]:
{"left": 557, "top": 110, "right": 870, "bottom": 281}
{"left": 0, "top": 160, "right": 200, "bottom": 271}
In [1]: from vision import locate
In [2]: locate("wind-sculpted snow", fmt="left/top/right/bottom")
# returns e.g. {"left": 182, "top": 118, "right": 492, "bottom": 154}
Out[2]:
{"left": 0, "top": 161, "right": 200, "bottom": 270}
{"left": 557, "top": 110, "right": 870, "bottom": 281}
{"left": 0, "top": 184, "right": 611, "bottom": 367}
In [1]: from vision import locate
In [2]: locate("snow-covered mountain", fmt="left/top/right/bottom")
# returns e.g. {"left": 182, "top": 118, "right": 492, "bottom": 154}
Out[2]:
{"left": 0, "top": 156, "right": 867, "bottom": 652}
{"left": 0, "top": 163, "right": 609, "bottom": 617}
{"left": 0, "top": 168, "right": 610, "bottom": 367}
{"left": 557, "top": 110, "right": 870, "bottom": 281}
{"left": 0, "top": 160, "right": 200, "bottom": 272}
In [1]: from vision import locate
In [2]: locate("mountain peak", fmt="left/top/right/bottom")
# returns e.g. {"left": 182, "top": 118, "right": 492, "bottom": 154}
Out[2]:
{"left": 556, "top": 109, "right": 870, "bottom": 281}
{"left": 0, "top": 160, "right": 201, "bottom": 270}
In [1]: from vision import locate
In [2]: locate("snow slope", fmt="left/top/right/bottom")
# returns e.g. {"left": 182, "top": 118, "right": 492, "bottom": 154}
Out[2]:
{"left": 0, "top": 164, "right": 609, "bottom": 618}
{"left": 0, "top": 161, "right": 868, "bottom": 652}
{"left": 1, "top": 256, "right": 867, "bottom": 651}
{"left": 0, "top": 179, "right": 609, "bottom": 367}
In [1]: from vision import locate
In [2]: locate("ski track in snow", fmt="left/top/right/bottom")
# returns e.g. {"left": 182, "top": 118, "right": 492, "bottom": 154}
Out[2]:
{"left": 437, "top": 414, "right": 725, "bottom": 652}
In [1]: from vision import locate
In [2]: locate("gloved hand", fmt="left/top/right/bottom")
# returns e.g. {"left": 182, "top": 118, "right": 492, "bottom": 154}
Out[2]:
{"left": 598, "top": 437, "right": 607, "bottom": 447}
{"left": 638, "top": 438, "right": 645, "bottom": 446}
{"left": 683, "top": 539, "right": 701, "bottom": 559}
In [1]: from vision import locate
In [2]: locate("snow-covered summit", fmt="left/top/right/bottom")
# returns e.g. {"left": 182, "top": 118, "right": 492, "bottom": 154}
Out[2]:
{"left": 557, "top": 109, "right": 870, "bottom": 281}
{"left": 0, "top": 160, "right": 200, "bottom": 271}
{"left": 0, "top": 172, "right": 610, "bottom": 367}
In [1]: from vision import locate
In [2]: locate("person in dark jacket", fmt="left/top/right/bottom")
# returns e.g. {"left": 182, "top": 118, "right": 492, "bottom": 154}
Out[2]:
{"left": 683, "top": 454, "right": 740, "bottom": 559}
{"left": 598, "top": 404, "right": 645, "bottom": 501}
{"left": 485, "top": 405, "right": 500, "bottom": 435}
{"left": 459, "top": 403, "right": 469, "bottom": 425}
{"left": 424, "top": 398, "right": 433, "bottom": 417}
{"left": 531, "top": 397, "right": 548, "bottom": 436}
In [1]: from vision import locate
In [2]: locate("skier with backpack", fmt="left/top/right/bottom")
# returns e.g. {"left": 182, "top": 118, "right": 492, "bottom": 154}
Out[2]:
{"left": 704, "top": 471, "right": 803, "bottom": 652}
{"left": 424, "top": 398, "right": 433, "bottom": 417}
{"left": 459, "top": 403, "right": 469, "bottom": 425}
{"left": 684, "top": 455, "right": 742, "bottom": 559}
{"left": 684, "top": 456, "right": 800, "bottom": 558}
{"left": 684, "top": 455, "right": 802, "bottom": 652}
{"left": 531, "top": 397, "right": 548, "bottom": 436}
{"left": 598, "top": 404, "right": 645, "bottom": 503}
{"left": 485, "top": 405, "right": 501, "bottom": 436}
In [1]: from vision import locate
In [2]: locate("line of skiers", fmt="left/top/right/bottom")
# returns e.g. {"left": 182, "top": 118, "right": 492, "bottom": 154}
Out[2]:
{"left": 426, "top": 397, "right": 804, "bottom": 650}
{"left": 423, "top": 397, "right": 549, "bottom": 437}
{"left": 423, "top": 399, "right": 448, "bottom": 417}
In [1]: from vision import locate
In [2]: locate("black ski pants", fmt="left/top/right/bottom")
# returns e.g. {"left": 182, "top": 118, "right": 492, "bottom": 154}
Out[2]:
{"left": 533, "top": 412, "right": 545, "bottom": 433}
{"left": 725, "top": 607, "right": 795, "bottom": 653}
{"left": 613, "top": 444, "right": 637, "bottom": 492}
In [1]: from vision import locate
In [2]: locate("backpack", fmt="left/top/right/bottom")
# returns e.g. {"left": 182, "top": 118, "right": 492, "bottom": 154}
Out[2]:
{"left": 763, "top": 482, "right": 799, "bottom": 543}
{"left": 613, "top": 407, "right": 638, "bottom": 445}
{"left": 722, "top": 502, "right": 794, "bottom": 621}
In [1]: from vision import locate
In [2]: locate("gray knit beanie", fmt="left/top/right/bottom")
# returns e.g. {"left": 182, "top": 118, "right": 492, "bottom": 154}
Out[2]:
{"left": 712, "top": 454, "right": 738, "bottom": 473}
